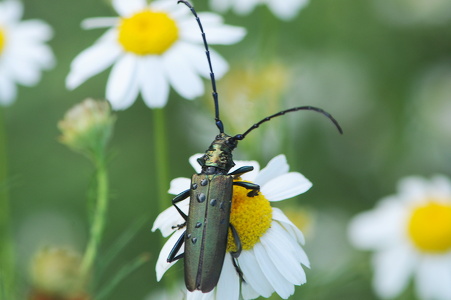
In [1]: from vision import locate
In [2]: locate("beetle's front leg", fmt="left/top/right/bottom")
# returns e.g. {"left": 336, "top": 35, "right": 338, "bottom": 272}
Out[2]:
{"left": 228, "top": 166, "right": 254, "bottom": 177}
{"left": 233, "top": 181, "right": 260, "bottom": 197}
{"left": 171, "top": 189, "right": 190, "bottom": 230}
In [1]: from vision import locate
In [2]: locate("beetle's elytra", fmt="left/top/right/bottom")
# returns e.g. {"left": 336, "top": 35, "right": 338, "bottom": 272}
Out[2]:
{"left": 167, "top": 0, "right": 343, "bottom": 293}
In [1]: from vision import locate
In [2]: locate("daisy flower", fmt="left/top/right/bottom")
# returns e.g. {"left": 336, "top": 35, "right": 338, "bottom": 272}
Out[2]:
{"left": 348, "top": 175, "right": 451, "bottom": 300}
{"left": 0, "top": 0, "right": 55, "bottom": 105}
{"left": 152, "top": 154, "right": 312, "bottom": 299}
{"left": 66, "top": 0, "right": 245, "bottom": 110}
{"left": 209, "top": 0, "right": 309, "bottom": 21}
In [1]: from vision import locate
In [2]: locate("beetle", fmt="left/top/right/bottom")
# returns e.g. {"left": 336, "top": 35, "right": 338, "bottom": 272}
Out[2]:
{"left": 166, "top": 0, "right": 343, "bottom": 293}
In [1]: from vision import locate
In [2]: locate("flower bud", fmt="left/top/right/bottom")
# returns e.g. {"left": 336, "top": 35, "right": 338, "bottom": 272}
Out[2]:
{"left": 58, "top": 99, "right": 115, "bottom": 158}
{"left": 29, "top": 247, "right": 87, "bottom": 299}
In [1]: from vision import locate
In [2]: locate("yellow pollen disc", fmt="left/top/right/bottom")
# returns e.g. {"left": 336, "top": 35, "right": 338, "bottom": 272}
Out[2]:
{"left": 0, "top": 27, "right": 6, "bottom": 54}
{"left": 117, "top": 10, "right": 178, "bottom": 55}
{"left": 407, "top": 200, "right": 451, "bottom": 253}
{"left": 227, "top": 180, "right": 273, "bottom": 252}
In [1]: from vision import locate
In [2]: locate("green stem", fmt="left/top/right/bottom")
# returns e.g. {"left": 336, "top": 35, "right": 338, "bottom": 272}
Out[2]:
{"left": 152, "top": 108, "right": 173, "bottom": 287}
{"left": 81, "top": 155, "right": 109, "bottom": 278}
{"left": 0, "top": 108, "right": 14, "bottom": 300}
{"left": 153, "top": 109, "right": 169, "bottom": 216}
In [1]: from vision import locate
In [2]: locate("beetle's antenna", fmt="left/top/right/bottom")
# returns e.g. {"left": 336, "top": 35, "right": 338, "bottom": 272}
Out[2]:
{"left": 233, "top": 106, "right": 343, "bottom": 141}
{"left": 177, "top": 0, "right": 224, "bottom": 133}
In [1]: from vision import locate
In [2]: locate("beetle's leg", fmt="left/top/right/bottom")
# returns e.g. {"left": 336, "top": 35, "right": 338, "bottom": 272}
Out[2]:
{"left": 171, "top": 189, "right": 190, "bottom": 229}
{"left": 229, "top": 223, "right": 242, "bottom": 258}
{"left": 228, "top": 166, "right": 254, "bottom": 177}
{"left": 229, "top": 223, "right": 245, "bottom": 282}
{"left": 233, "top": 181, "right": 260, "bottom": 197}
{"left": 231, "top": 256, "right": 245, "bottom": 283}
{"left": 172, "top": 189, "right": 190, "bottom": 219}
{"left": 167, "top": 231, "right": 186, "bottom": 263}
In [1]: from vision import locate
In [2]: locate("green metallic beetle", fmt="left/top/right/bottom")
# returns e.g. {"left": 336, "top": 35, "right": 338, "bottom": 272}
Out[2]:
{"left": 167, "top": 0, "right": 343, "bottom": 293}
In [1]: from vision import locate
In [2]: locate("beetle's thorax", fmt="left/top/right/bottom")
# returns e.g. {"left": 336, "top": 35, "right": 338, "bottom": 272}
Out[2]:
{"left": 197, "top": 133, "right": 237, "bottom": 175}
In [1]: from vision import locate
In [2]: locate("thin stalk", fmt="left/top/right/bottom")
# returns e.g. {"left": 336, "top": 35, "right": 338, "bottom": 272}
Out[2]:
{"left": 152, "top": 108, "right": 174, "bottom": 287}
{"left": 152, "top": 109, "right": 169, "bottom": 217}
{"left": 0, "top": 108, "right": 14, "bottom": 300}
{"left": 81, "top": 155, "right": 109, "bottom": 278}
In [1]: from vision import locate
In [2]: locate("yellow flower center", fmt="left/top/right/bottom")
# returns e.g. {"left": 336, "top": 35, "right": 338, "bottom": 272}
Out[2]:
{"left": 117, "top": 9, "right": 179, "bottom": 55}
{"left": 0, "top": 27, "right": 6, "bottom": 54}
{"left": 407, "top": 200, "right": 451, "bottom": 253}
{"left": 226, "top": 180, "right": 273, "bottom": 252}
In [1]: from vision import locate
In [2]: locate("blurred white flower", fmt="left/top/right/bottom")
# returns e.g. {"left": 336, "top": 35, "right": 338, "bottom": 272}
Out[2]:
{"left": 210, "top": 0, "right": 309, "bottom": 20}
{"left": 153, "top": 154, "right": 312, "bottom": 299}
{"left": 372, "top": 0, "right": 451, "bottom": 26}
{"left": 0, "top": 0, "right": 55, "bottom": 105}
{"left": 66, "top": 0, "right": 245, "bottom": 110}
{"left": 349, "top": 175, "right": 451, "bottom": 299}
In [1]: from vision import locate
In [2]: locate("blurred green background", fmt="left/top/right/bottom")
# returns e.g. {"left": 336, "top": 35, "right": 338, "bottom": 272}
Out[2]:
{"left": 4, "top": 0, "right": 451, "bottom": 299}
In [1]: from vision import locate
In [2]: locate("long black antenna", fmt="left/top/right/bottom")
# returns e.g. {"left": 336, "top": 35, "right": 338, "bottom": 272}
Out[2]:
{"left": 233, "top": 106, "right": 343, "bottom": 141}
{"left": 177, "top": 0, "right": 224, "bottom": 133}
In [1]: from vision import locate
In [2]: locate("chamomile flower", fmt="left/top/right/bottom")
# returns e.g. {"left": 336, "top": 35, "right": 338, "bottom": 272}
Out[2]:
{"left": 153, "top": 154, "right": 312, "bottom": 299}
{"left": 348, "top": 175, "right": 451, "bottom": 300}
{"left": 66, "top": 0, "right": 245, "bottom": 110}
{"left": 209, "top": 0, "right": 309, "bottom": 21}
{"left": 0, "top": 0, "right": 54, "bottom": 105}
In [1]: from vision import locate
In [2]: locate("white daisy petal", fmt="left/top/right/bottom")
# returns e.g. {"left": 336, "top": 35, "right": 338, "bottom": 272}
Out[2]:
{"left": 180, "top": 14, "right": 246, "bottom": 45}
{"left": 241, "top": 282, "right": 259, "bottom": 300}
{"left": 0, "top": 1, "right": 54, "bottom": 105}
{"left": 232, "top": 0, "right": 259, "bottom": 15}
{"left": 169, "top": 177, "right": 191, "bottom": 195}
{"left": 187, "top": 290, "right": 214, "bottom": 300}
{"left": 209, "top": 0, "right": 231, "bottom": 13}
{"left": 15, "top": 19, "right": 53, "bottom": 42}
{"left": 106, "top": 54, "right": 140, "bottom": 110}
{"left": 430, "top": 175, "right": 451, "bottom": 198}
{"left": 348, "top": 197, "right": 406, "bottom": 250}
{"left": 0, "top": 74, "right": 17, "bottom": 106}
{"left": 66, "top": 30, "right": 121, "bottom": 90}
{"left": 112, "top": 0, "right": 147, "bottom": 16}
{"left": 81, "top": 17, "right": 120, "bottom": 30}
{"left": 151, "top": 199, "right": 189, "bottom": 237}
{"left": 152, "top": 0, "right": 189, "bottom": 18}
{"left": 397, "top": 176, "right": 431, "bottom": 203}
{"left": 10, "top": 43, "right": 54, "bottom": 70}
{"left": 260, "top": 225, "right": 306, "bottom": 285}
{"left": 371, "top": 245, "right": 416, "bottom": 299}
{"left": 239, "top": 249, "right": 274, "bottom": 298}
{"left": 155, "top": 229, "right": 185, "bottom": 281}
{"left": 1, "top": 0, "right": 23, "bottom": 23}
{"left": 262, "top": 172, "right": 312, "bottom": 201}
{"left": 272, "top": 207, "right": 306, "bottom": 245}
{"left": 253, "top": 242, "right": 294, "bottom": 299}
{"left": 415, "top": 255, "right": 451, "bottom": 300}
{"left": 230, "top": 160, "right": 260, "bottom": 181}
{"left": 267, "top": 0, "right": 308, "bottom": 20}
{"left": 139, "top": 56, "right": 170, "bottom": 108}
{"left": 175, "top": 43, "right": 229, "bottom": 80}
{"left": 163, "top": 45, "right": 204, "bottom": 100}
{"left": 189, "top": 154, "right": 203, "bottom": 174}
{"left": 254, "top": 154, "right": 289, "bottom": 186}
{"left": 216, "top": 253, "right": 240, "bottom": 300}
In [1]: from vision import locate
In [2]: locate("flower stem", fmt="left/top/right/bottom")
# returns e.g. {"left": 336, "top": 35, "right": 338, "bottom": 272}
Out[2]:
{"left": 81, "top": 154, "right": 109, "bottom": 278}
{"left": 0, "top": 108, "right": 15, "bottom": 299}
{"left": 152, "top": 108, "right": 174, "bottom": 287}
{"left": 152, "top": 109, "right": 169, "bottom": 218}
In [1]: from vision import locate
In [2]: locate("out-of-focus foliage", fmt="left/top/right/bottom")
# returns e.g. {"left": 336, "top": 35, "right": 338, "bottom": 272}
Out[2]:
{"left": 5, "top": 0, "right": 451, "bottom": 299}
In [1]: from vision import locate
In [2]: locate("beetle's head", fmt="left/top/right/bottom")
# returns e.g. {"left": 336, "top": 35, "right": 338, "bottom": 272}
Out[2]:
{"left": 197, "top": 133, "right": 237, "bottom": 173}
